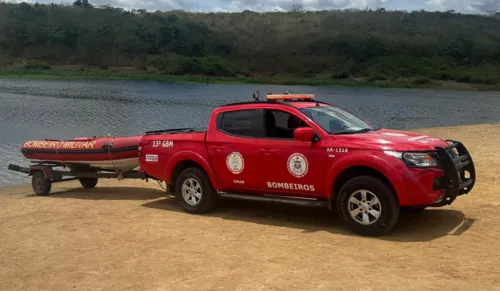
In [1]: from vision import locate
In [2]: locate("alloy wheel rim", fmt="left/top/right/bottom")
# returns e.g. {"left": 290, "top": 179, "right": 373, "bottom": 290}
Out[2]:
{"left": 347, "top": 189, "right": 382, "bottom": 225}
{"left": 182, "top": 178, "right": 202, "bottom": 206}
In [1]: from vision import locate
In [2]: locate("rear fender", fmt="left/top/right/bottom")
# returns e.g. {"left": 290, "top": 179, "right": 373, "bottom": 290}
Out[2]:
{"left": 326, "top": 154, "right": 409, "bottom": 205}
{"left": 164, "top": 151, "right": 223, "bottom": 189}
{"left": 29, "top": 166, "right": 55, "bottom": 179}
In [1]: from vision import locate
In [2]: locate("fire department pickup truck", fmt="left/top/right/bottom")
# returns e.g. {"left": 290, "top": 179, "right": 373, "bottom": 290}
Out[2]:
{"left": 139, "top": 93, "right": 476, "bottom": 236}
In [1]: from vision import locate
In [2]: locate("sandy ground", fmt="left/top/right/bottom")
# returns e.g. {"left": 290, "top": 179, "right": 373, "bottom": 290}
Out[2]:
{"left": 1, "top": 123, "right": 500, "bottom": 291}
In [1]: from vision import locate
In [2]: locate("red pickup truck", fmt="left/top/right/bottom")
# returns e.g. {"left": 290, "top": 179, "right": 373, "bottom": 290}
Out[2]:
{"left": 138, "top": 93, "right": 476, "bottom": 236}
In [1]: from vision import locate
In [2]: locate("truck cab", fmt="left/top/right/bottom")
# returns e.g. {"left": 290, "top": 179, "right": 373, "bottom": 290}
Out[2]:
{"left": 139, "top": 93, "right": 476, "bottom": 236}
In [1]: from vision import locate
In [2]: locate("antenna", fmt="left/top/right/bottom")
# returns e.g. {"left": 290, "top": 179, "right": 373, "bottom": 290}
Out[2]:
{"left": 252, "top": 91, "right": 260, "bottom": 101}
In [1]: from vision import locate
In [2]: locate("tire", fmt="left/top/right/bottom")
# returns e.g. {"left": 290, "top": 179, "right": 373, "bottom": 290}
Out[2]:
{"left": 31, "top": 171, "right": 52, "bottom": 196}
{"left": 175, "top": 167, "right": 219, "bottom": 214}
{"left": 79, "top": 177, "right": 98, "bottom": 189}
{"left": 336, "top": 175, "right": 400, "bottom": 236}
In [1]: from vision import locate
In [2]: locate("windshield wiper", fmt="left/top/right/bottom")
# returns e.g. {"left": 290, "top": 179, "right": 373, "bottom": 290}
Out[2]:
{"left": 333, "top": 128, "right": 375, "bottom": 134}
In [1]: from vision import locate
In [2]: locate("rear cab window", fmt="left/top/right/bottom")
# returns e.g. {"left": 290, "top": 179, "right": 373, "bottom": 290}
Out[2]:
{"left": 216, "top": 109, "right": 265, "bottom": 138}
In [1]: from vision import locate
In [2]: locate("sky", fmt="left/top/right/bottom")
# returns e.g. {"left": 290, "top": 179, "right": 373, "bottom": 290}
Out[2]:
{"left": 6, "top": 0, "right": 500, "bottom": 14}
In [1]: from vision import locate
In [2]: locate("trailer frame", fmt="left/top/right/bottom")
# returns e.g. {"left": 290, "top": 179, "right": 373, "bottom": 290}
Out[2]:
{"left": 7, "top": 161, "right": 154, "bottom": 196}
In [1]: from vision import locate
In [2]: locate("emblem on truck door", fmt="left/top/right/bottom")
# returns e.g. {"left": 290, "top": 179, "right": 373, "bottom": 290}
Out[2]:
{"left": 287, "top": 153, "right": 308, "bottom": 178}
{"left": 226, "top": 152, "right": 244, "bottom": 174}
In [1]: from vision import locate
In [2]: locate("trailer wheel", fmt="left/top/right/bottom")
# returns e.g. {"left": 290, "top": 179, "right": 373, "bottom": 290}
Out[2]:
{"left": 31, "top": 171, "right": 52, "bottom": 196}
{"left": 336, "top": 175, "right": 400, "bottom": 236}
{"left": 79, "top": 177, "right": 98, "bottom": 189}
{"left": 175, "top": 167, "right": 219, "bottom": 214}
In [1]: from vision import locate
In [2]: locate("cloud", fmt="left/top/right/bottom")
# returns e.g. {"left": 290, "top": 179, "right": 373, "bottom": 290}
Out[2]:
{"left": 425, "top": 0, "right": 500, "bottom": 13}
{"left": 199, "top": 0, "right": 390, "bottom": 12}
{"left": 29, "top": 0, "right": 500, "bottom": 14}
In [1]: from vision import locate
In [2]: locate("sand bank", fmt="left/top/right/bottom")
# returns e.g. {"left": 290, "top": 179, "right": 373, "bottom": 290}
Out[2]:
{"left": 1, "top": 123, "right": 499, "bottom": 291}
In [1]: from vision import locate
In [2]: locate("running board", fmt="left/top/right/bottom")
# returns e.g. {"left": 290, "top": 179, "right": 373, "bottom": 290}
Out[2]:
{"left": 218, "top": 192, "right": 327, "bottom": 208}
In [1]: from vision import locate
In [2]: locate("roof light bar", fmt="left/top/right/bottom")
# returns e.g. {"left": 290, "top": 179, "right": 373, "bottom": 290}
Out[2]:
{"left": 266, "top": 94, "right": 315, "bottom": 101}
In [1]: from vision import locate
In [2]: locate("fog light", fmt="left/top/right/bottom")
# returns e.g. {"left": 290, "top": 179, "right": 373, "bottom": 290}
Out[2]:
{"left": 432, "top": 177, "right": 442, "bottom": 190}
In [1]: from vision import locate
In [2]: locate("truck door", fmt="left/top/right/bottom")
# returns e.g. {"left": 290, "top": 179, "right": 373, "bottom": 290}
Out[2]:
{"left": 256, "top": 109, "right": 326, "bottom": 197}
{"left": 205, "top": 108, "right": 264, "bottom": 192}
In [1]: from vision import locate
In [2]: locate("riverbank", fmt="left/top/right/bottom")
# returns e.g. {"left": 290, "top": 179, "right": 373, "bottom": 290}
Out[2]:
{"left": 1, "top": 123, "right": 499, "bottom": 290}
{"left": 1, "top": 67, "right": 499, "bottom": 91}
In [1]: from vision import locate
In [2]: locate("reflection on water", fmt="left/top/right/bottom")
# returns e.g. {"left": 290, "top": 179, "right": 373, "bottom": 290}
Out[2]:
{"left": 1, "top": 78, "right": 500, "bottom": 186}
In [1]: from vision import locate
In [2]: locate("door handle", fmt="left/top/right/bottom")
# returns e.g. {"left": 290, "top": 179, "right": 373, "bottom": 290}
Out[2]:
{"left": 259, "top": 148, "right": 273, "bottom": 155}
{"left": 212, "top": 145, "right": 226, "bottom": 152}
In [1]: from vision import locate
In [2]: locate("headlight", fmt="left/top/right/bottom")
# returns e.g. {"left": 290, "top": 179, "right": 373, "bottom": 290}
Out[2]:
{"left": 402, "top": 152, "right": 439, "bottom": 167}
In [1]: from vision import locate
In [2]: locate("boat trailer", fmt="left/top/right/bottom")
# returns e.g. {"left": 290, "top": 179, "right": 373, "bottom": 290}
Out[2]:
{"left": 7, "top": 161, "right": 156, "bottom": 196}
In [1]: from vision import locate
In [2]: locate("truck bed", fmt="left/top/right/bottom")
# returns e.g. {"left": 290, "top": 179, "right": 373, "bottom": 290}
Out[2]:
{"left": 145, "top": 128, "right": 207, "bottom": 135}
{"left": 139, "top": 127, "right": 211, "bottom": 184}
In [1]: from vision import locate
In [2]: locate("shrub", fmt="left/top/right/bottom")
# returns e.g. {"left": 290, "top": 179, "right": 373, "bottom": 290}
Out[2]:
{"left": 24, "top": 60, "right": 51, "bottom": 70}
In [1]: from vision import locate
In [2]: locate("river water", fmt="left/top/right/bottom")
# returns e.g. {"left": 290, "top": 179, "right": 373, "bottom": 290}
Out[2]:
{"left": 1, "top": 78, "right": 500, "bottom": 186}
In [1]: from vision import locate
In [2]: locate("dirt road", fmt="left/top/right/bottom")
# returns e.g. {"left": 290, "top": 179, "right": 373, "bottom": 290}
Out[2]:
{"left": 1, "top": 124, "right": 500, "bottom": 291}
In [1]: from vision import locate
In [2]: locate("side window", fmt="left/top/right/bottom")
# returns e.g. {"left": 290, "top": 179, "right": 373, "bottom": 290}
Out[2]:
{"left": 264, "top": 109, "right": 309, "bottom": 139}
{"left": 217, "top": 109, "right": 265, "bottom": 138}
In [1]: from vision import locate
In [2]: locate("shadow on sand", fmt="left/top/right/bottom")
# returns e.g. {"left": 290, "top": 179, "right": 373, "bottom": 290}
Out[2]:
{"left": 39, "top": 185, "right": 476, "bottom": 242}
{"left": 142, "top": 196, "right": 476, "bottom": 243}
{"left": 33, "top": 186, "right": 167, "bottom": 201}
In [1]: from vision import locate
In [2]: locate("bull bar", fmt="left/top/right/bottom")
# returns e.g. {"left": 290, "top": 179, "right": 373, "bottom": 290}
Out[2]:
{"left": 431, "top": 140, "right": 476, "bottom": 207}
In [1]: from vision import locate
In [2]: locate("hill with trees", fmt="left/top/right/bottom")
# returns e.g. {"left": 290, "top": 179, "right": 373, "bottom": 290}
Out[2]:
{"left": 1, "top": 2, "right": 500, "bottom": 89}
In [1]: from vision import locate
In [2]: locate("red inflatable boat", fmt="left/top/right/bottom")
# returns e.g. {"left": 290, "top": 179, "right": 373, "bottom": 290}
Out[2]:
{"left": 21, "top": 135, "right": 142, "bottom": 171}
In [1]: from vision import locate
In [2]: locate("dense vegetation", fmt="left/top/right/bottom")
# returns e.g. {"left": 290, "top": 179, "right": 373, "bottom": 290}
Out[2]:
{"left": 1, "top": 2, "right": 500, "bottom": 88}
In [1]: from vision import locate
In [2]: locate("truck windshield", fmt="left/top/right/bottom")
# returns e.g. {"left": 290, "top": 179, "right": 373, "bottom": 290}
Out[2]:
{"left": 299, "top": 106, "right": 375, "bottom": 134}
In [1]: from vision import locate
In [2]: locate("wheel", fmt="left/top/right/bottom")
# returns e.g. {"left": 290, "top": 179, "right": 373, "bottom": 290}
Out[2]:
{"left": 336, "top": 175, "right": 400, "bottom": 236}
{"left": 79, "top": 177, "right": 98, "bottom": 189}
{"left": 31, "top": 171, "right": 52, "bottom": 196}
{"left": 175, "top": 167, "right": 219, "bottom": 214}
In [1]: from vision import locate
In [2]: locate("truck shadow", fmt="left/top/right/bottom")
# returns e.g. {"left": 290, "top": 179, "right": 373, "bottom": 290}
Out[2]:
{"left": 143, "top": 197, "right": 475, "bottom": 242}
{"left": 39, "top": 186, "right": 475, "bottom": 242}
{"left": 42, "top": 186, "right": 166, "bottom": 201}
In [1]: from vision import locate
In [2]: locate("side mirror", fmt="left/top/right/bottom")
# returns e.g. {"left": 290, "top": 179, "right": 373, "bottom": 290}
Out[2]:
{"left": 293, "top": 127, "right": 315, "bottom": 142}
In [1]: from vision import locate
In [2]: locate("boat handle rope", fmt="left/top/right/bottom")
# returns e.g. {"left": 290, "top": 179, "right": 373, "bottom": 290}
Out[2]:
{"left": 105, "top": 137, "right": 122, "bottom": 180}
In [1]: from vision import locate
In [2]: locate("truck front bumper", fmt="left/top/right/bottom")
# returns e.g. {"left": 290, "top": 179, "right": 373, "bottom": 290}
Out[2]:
{"left": 400, "top": 140, "right": 476, "bottom": 207}
{"left": 430, "top": 140, "right": 476, "bottom": 207}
